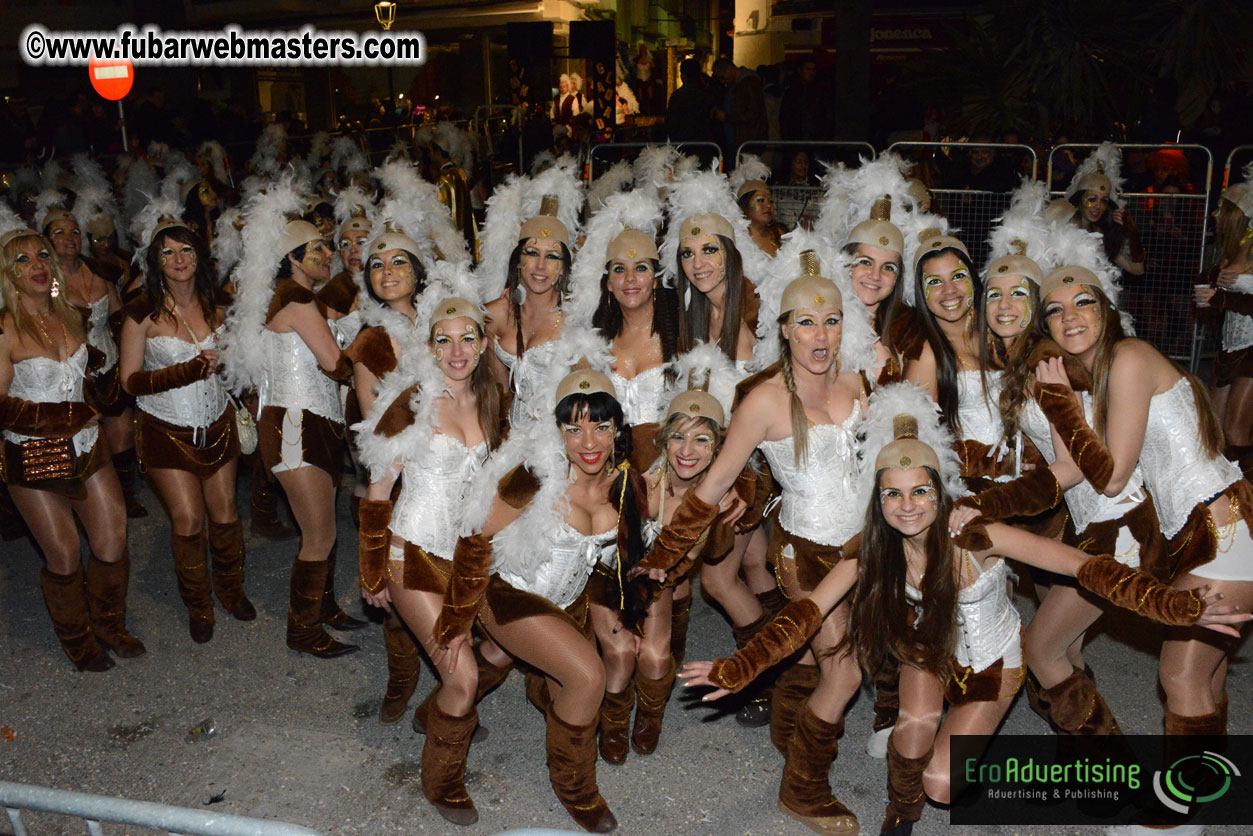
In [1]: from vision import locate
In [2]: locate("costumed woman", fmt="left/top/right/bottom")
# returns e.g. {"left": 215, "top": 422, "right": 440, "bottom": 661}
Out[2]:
{"left": 119, "top": 205, "right": 253, "bottom": 644}
{"left": 680, "top": 383, "right": 1248, "bottom": 836}
{"left": 354, "top": 270, "right": 506, "bottom": 825}
{"left": 0, "top": 218, "right": 145, "bottom": 670}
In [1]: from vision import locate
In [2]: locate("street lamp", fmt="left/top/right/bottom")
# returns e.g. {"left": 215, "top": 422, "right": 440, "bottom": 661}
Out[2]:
{"left": 374, "top": 1, "right": 397, "bottom": 30}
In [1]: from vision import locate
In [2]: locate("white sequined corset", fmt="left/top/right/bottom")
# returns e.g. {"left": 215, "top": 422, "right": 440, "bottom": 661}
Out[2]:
{"left": 1222, "top": 274, "right": 1253, "bottom": 352}
{"left": 86, "top": 296, "right": 118, "bottom": 372}
{"left": 607, "top": 366, "right": 667, "bottom": 426}
{"left": 391, "top": 435, "right": 488, "bottom": 558}
{"left": 1141, "top": 377, "right": 1242, "bottom": 538}
{"left": 1019, "top": 394, "right": 1146, "bottom": 534}
{"left": 495, "top": 521, "right": 617, "bottom": 610}
{"left": 259, "top": 330, "right": 344, "bottom": 423}
{"left": 906, "top": 557, "right": 1020, "bottom": 673}
{"left": 494, "top": 339, "right": 562, "bottom": 423}
{"left": 957, "top": 369, "right": 1005, "bottom": 449}
{"left": 136, "top": 335, "right": 228, "bottom": 430}
{"left": 4, "top": 344, "right": 99, "bottom": 456}
{"left": 758, "top": 403, "right": 863, "bottom": 547}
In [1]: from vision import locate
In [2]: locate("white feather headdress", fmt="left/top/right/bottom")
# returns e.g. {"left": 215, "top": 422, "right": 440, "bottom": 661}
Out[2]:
{"left": 32, "top": 189, "right": 68, "bottom": 233}
{"left": 659, "top": 168, "right": 771, "bottom": 291}
{"left": 128, "top": 187, "right": 185, "bottom": 271}
{"left": 40, "top": 160, "right": 66, "bottom": 193}
{"left": 305, "top": 132, "right": 333, "bottom": 171}
{"left": 121, "top": 160, "right": 159, "bottom": 248}
{"left": 566, "top": 188, "right": 664, "bottom": 328}
{"left": 857, "top": 382, "right": 968, "bottom": 512}
{"left": 197, "top": 141, "right": 230, "bottom": 184}
{"left": 69, "top": 155, "right": 119, "bottom": 251}
{"left": 218, "top": 172, "right": 307, "bottom": 393}
{"left": 435, "top": 122, "right": 475, "bottom": 174}
{"left": 814, "top": 153, "right": 917, "bottom": 247}
{"left": 632, "top": 145, "right": 699, "bottom": 197}
{"left": 729, "top": 154, "right": 771, "bottom": 193}
{"left": 586, "top": 160, "right": 635, "bottom": 216}
{"left": 752, "top": 227, "right": 878, "bottom": 374}
{"left": 249, "top": 124, "right": 287, "bottom": 178}
{"left": 665, "top": 341, "right": 744, "bottom": 418}
{"left": 374, "top": 159, "right": 471, "bottom": 270}
{"left": 212, "top": 207, "right": 245, "bottom": 282}
{"left": 1065, "top": 142, "right": 1125, "bottom": 205}
{"left": 1038, "top": 208, "right": 1134, "bottom": 334}
{"left": 474, "top": 164, "right": 584, "bottom": 302}
{"left": 896, "top": 213, "right": 955, "bottom": 308}
{"left": 985, "top": 176, "right": 1050, "bottom": 269}
{"left": 330, "top": 136, "right": 371, "bottom": 177}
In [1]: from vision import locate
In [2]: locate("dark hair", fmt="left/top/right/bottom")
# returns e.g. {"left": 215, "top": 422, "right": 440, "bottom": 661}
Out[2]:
{"left": 676, "top": 234, "right": 748, "bottom": 361}
{"left": 144, "top": 226, "right": 225, "bottom": 327}
{"left": 913, "top": 246, "right": 981, "bottom": 436}
{"left": 1068, "top": 192, "right": 1126, "bottom": 263}
{"left": 591, "top": 261, "right": 679, "bottom": 384}
{"left": 505, "top": 237, "right": 571, "bottom": 355}
{"left": 275, "top": 242, "right": 308, "bottom": 281}
{"left": 365, "top": 247, "right": 427, "bottom": 307}
{"left": 843, "top": 466, "right": 956, "bottom": 681}
{"left": 843, "top": 241, "right": 905, "bottom": 338}
{"left": 431, "top": 319, "right": 505, "bottom": 451}
{"left": 305, "top": 202, "right": 334, "bottom": 223}
{"left": 679, "top": 58, "right": 702, "bottom": 83}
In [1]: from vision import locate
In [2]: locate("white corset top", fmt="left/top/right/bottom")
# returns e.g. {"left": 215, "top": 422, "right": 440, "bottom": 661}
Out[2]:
{"left": 136, "top": 334, "right": 229, "bottom": 431}
{"left": 494, "top": 339, "right": 562, "bottom": 423}
{"left": 607, "top": 366, "right": 667, "bottom": 426}
{"left": 907, "top": 556, "right": 1020, "bottom": 673}
{"left": 86, "top": 296, "right": 118, "bottom": 372}
{"left": 391, "top": 435, "right": 488, "bottom": 558}
{"left": 1140, "top": 377, "right": 1242, "bottom": 538}
{"left": 1019, "top": 392, "right": 1146, "bottom": 534}
{"left": 259, "top": 329, "right": 344, "bottom": 423}
{"left": 1222, "top": 273, "right": 1253, "bottom": 353}
{"left": 759, "top": 402, "right": 862, "bottom": 547}
{"left": 957, "top": 369, "right": 1005, "bottom": 450}
{"left": 4, "top": 344, "right": 99, "bottom": 457}
{"left": 494, "top": 520, "right": 617, "bottom": 610}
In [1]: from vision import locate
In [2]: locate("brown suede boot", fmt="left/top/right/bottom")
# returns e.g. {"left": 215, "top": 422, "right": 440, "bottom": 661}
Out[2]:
{"left": 1024, "top": 672, "right": 1051, "bottom": 725}
{"left": 320, "top": 549, "right": 368, "bottom": 631}
{"left": 756, "top": 586, "right": 788, "bottom": 619}
{"left": 669, "top": 594, "right": 692, "bottom": 667}
{"left": 208, "top": 520, "right": 256, "bottom": 621}
{"left": 880, "top": 737, "right": 931, "bottom": 835}
{"left": 172, "top": 530, "right": 215, "bottom": 643}
{"left": 770, "top": 663, "right": 820, "bottom": 756}
{"left": 778, "top": 703, "right": 859, "bottom": 835}
{"left": 733, "top": 610, "right": 774, "bottom": 727}
{"left": 413, "top": 686, "right": 490, "bottom": 743}
{"left": 598, "top": 687, "right": 634, "bottom": 765}
{"left": 85, "top": 552, "right": 146, "bottom": 658}
{"left": 1039, "top": 666, "right": 1121, "bottom": 735}
{"left": 287, "top": 559, "right": 359, "bottom": 658}
{"left": 379, "top": 611, "right": 420, "bottom": 725}
{"left": 249, "top": 464, "right": 296, "bottom": 540}
{"left": 420, "top": 701, "right": 479, "bottom": 826}
{"left": 631, "top": 659, "right": 676, "bottom": 755}
{"left": 546, "top": 708, "right": 618, "bottom": 833}
{"left": 113, "top": 448, "right": 148, "bottom": 518}
{"left": 1164, "top": 707, "right": 1227, "bottom": 737}
{"left": 40, "top": 566, "right": 113, "bottom": 672}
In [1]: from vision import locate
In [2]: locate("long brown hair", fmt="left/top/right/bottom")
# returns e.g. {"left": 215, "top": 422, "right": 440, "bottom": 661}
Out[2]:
{"left": 432, "top": 320, "right": 506, "bottom": 451}
{"left": 592, "top": 261, "right": 679, "bottom": 384}
{"left": 504, "top": 238, "right": 571, "bottom": 356}
{"left": 843, "top": 467, "right": 957, "bottom": 681}
{"left": 913, "top": 248, "right": 981, "bottom": 436}
{"left": 776, "top": 315, "right": 811, "bottom": 465}
{"left": 0, "top": 232, "right": 85, "bottom": 348}
{"left": 978, "top": 274, "right": 1041, "bottom": 450}
{"left": 1214, "top": 198, "right": 1251, "bottom": 265}
{"left": 143, "top": 225, "right": 227, "bottom": 328}
{"left": 676, "top": 234, "right": 747, "bottom": 361}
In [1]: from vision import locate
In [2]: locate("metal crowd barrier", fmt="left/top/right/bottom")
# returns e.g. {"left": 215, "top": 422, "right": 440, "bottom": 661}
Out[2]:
{"left": 1048, "top": 143, "right": 1214, "bottom": 369}
{"left": 887, "top": 141, "right": 1039, "bottom": 270}
{"left": 0, "top": 781, "right": 322, "bottom": 836}
{"left": 473, "top": 104, "right": 524, "bottom": 175}
{"left": 1223, "top": 144, "right": 1253, "bottom": 190}
{"left": 585, "top": 141, "right": 724, "bottom": 181}
{"left": 735, "top": 141, "right": 877, "bottom": 230}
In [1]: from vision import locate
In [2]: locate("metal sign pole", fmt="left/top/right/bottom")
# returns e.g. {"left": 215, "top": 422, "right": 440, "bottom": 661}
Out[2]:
{"left": 117, "top": 100, "right": 128, "bottom": 152}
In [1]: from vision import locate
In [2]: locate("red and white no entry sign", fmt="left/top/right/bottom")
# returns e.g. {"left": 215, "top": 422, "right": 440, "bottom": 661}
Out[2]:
{"left": 88, "top": 55, "right": 134, "bottom": 100}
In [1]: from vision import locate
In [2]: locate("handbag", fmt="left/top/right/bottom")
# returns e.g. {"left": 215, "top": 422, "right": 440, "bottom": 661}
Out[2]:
{"left": 230, "top": 394, "right": 257, "bottom": 455}
{"left": 20, "top": 436, "right": 75, "bottom": 480}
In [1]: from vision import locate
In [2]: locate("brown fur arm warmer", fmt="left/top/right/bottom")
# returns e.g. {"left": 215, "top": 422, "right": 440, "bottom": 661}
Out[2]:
{"left": 635, "top": 488, "right": 721, "bottom": 574}
{"left": 1076, "top": 554, "right": 1206, "bottom": 626}
{"left": 0, "top": 396, "right": 96, "bottom": 437}
{"left": 357, "top": 499, "right": 393, "bottom": 595}
{"left": 125, "top": 354, "right": 212, "bottom": 396}
{"left": 955, "top": 465, "right": 1064, "bottom": 521}
{"left": 707, "top": 598, "right": 823, "bottom": 692}
{"left": 433, "top": 533, "right": 493, "bottom": 645}
{"left": 1034, "top": 382, "right": 1114, "bottom": 491}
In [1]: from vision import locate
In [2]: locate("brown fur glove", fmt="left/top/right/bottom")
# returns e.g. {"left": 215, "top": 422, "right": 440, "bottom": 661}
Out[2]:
{"left": 433, "top": 533, "right": 493, "bottom": 645}
{"left": 0, "top": 396, "right": 96, "bottom": 437}
{"left": 357, "top": 499, "right": 393, "bottom": 595}
{"left": 125, "top": 355, "right": 212, "bottom": 396}
{"left": 707, "top": 598, "right": 823, "bottom": 692}
{"left": 955, "top": 466, "right": 1064, "bottom": 521}
{"left": 635, "top": 489, "right": 720, "bottom": 574}
{"left": 1034, "top": 383, "right": 1114, "bottom": 491}
{"left": 1076, "top": 554, "right": 1206, "bottom": 626}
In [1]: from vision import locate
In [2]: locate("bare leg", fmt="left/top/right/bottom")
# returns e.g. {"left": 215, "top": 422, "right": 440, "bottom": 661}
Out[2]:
{"left": 275, "top": 466, "right": 338, "bottom": 562}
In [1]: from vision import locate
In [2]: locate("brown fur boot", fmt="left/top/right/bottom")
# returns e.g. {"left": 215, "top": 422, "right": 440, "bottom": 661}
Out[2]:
{"left": 172, "top": 530, "right": 215, "bottom": 643}
{"left": 1039, "top": 666, "right": 1121, "bottom": 735}
{"left": 669, "top": 594, "right": 692, "bottom": 667}
{"left": 546, "top": 708, "right": 618, "bottom": 833}
{"left": 286, "top": 559, "right": 359, "bottom": 658}
{"left": 770, "top": 663, "right": 820, "bottom": 756}
{"left": 631, "top": 659, "right": 676, "bottom": 755}
{"left": 40, "top": 566, "right": 113, "bottom": 672}
{"left": 598, "top": 686, "right": 634, "bottom": 765}
{"left": 420, "top": 701, "right": 479, "bottom": 826}
{"left": 880, "top": 737, "right": 931, "bottom": 835}
{"left": 413, "top": 683, "right": 489, "bottom": 743}
{"left": 778, "top": 703, "right": 858, "bottom": 835}
{"left": 756, "top": 586, "right": 788, "bottom": 619}
{"left": 85, "top": 552, "right": 146, "bottom": 657}
{"left": 249, "top": 464, "right": 296, "bottom": 540}
{"left": 208, "top": 520, "right": 256, "bottom": 621}
{"left": 379, "top": 612, "right": 420, "bottom": 725}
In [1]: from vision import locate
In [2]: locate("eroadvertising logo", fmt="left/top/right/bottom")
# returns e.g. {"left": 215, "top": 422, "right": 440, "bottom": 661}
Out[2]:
{"left": 1152, "top": 749, "right": 1240, "bottom": 815}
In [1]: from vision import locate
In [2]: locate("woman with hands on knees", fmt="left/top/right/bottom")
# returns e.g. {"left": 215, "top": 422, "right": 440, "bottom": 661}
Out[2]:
{"left": 682, "top": 384, "right": 1248, "bottom": 836}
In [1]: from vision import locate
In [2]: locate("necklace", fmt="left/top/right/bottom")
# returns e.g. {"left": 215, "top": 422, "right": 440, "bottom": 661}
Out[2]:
{"left": 30, "top": 307, "right": 65, "bottom": 360}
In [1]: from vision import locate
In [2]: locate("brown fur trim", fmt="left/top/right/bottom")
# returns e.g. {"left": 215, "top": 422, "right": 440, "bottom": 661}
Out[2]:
{"left": 1163, "top": 708, "right": 1226, "bottom": 736}
{"left": 1035, "top": 383, "right": 1112, "bottom": 490}
{"left": 637, "top": 488, "right": 720, "bottom": 573}
{"left": 1038, "top": 666, "right": 1121, "bottom": 734}
{"left": 1076, "top": 554, "right": 1206, "bottom": 626}
{"left": 266, "top": 279, "right": 321, "bottom": 323}
{"left": 373, "top": 383, "right": 420, "bottom": 439}
{"left": 316, "top": 271, "right": 358, "bottom": 316}
{"left": 881, "top": 736, "right": 931, "bottom": 833}
{"left": 357, "top": 499, "right": 393, "bottom": 594}
{"left": 1154, "top": 480, "right": 1252, "bottom": 582}
{"left": 1025, "top": 338, "right": 1091, "bottom": 392}
{"left": 123, "top": 293, "right": 157, "bottom": 324}
{"left": 956, "top": 466, "right": 1064, "bottom": 522}
{"left": 484, "top": 574, "right": 589, "bottom": 631}
{"left": 256, "top": 406, "right": 345, "bottom": 478}
{"left": 955, "top": 438, "right": 1011, "bottom": 481}
{"left": 83, "top": 255, "right": 123, "bottom": 286}
{"left": 498, "top": 463, "right": 541, "bottom": 509}
{"left": 708, "top": 598, "right": 823, "bottom": 693}
{"left": 433, "top": 533, "right": 493, "bottom": 644}
{"left": 952, "top": 522, "right": 994, "bottom": 553}
{"left": 733, "top": 363, "right": 780, "bottom": 410}
{"left": 769, "top": 525, "right": 854, "bottom": 592}
{"left": 402, "top": 540, "right": 452, "bottom": 592}
{"left": 346, "top": 325, "right": 398, "bottom": 378}
{"left": 945, "top": 657, "right": 1004, "bottom": 705}
{"left": 886, "top": 307, "right": 926, "bottom": 365}
{"left": 628, "top": 422, "right": 660, "bottom": 472}
{"left": 732, "top": 465, "right": 757, "bottom": 510}
{"left": 323, "top": 351, "right": 353, "bottom": 383}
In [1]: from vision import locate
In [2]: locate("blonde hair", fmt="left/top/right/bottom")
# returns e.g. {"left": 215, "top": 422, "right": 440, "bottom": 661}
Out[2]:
{"left": 1215, "top": 198, "right": 1251, "bottom": 265}
{"left": 777, "top": 314, "right": 810, "bottom": 465}
{"left": 0, "top": 232, "right": 84, "bottom": 348}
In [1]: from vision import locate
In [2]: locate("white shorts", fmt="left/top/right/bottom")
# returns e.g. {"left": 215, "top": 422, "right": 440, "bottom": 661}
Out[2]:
{"left": 1190, "top": 517, "right": 1253, "bottom": 582}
